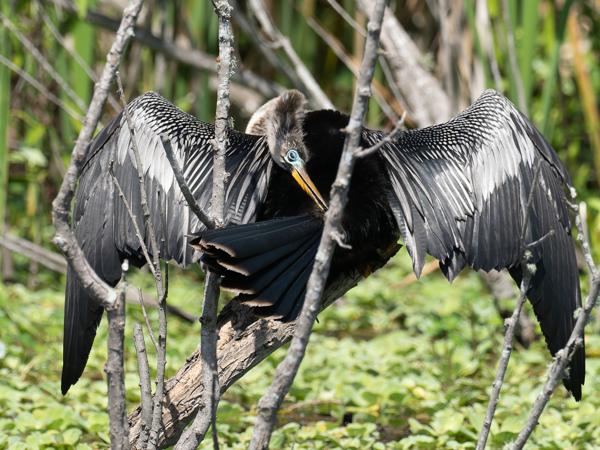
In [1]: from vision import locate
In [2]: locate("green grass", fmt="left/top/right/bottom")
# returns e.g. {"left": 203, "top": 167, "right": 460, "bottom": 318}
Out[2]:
{"left": 1, "top": 251, "right": 599, "bottom": 449}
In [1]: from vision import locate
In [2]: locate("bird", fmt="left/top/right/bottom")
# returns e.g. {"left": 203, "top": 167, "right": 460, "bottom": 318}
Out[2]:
{"left": 62, "top": 88, "right": 584, "bottom": 402}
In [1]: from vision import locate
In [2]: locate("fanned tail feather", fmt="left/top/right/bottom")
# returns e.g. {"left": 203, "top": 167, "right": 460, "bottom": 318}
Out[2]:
{"left": 192, "top": 215, "right": 322, "bottom": 321}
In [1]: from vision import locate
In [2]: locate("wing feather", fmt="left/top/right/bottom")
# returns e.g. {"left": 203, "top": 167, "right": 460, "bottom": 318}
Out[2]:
{"left": 62, "top": 92, "right": 272, "bottom": 393}
{"left": 374, "top": 89, "right": 584, "bottom": 399}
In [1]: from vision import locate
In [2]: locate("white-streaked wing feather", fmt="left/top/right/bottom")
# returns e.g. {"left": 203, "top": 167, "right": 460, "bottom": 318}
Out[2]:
{"left": 372, "top": 89, "right": 583, "bottom": 398}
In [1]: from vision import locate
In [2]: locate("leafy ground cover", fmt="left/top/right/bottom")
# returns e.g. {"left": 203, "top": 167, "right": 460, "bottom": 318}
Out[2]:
{"left": 0, "top": 251, "right": 598, "bottom": 449}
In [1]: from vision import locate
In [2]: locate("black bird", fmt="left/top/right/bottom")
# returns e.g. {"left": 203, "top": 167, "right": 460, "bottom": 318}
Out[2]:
{"left": 63, "top": 89, "right": 584, "bottom": 401}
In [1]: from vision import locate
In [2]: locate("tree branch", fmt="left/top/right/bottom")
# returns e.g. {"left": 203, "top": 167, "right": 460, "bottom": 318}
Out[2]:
{"left": 133, "top": 323, "right": 153, "bottom": 447}
{"left": 248, "top": 1, "right": 388, "bottom": 448}
{"left": 357, "top": 0, "right": 451, "bottom": 127}
{"left": 106, "top": 278, "right": 130, "bottom": 450}
{"left": 247, "top": 0, "right": 334, "bottom": 110}
{"left": 127, "top": 241, "right": 399, "bottom": 447}
{"left": 174, "top": 1, "right": 234, "bottom": 448}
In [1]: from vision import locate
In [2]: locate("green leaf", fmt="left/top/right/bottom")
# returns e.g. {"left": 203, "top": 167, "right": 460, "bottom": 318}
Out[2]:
{"left": 62, "top": 428, "right": 83, "bottom": 446}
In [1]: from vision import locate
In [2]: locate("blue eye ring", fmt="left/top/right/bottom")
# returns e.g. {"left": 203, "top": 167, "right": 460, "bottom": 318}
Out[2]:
{"left": 285, "top": 149, "right": 301, "bottom": 164}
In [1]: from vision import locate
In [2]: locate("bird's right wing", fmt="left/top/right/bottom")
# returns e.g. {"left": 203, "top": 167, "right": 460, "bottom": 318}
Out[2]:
{"left": 63, "top": 92, "right": 272, "bottom": 394}
{"left": 369, "top": 90, "right": 583, "bottom": 399}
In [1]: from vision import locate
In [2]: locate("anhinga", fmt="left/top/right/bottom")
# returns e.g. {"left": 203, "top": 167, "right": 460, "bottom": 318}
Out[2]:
{"left": 62, "top": 89, "right": 584, "bottom": 402}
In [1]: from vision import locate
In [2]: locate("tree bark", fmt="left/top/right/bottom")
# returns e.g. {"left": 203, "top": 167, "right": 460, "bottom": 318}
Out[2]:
{"left": 127, "top": 242, "right": 399, "bottom": 448}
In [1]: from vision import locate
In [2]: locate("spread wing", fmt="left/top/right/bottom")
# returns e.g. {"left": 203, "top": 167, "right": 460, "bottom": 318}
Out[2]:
{"left": 369, "top": 89, "right": 583, "bottom": 399}
{"left": 63, "top": 92, "right": 273, "bottom": 393}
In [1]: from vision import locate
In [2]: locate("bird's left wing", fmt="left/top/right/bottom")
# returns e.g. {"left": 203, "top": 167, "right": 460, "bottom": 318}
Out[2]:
{"left": 367, "top": 89, "right": 583, "bottom": 399}
{"left": 63, "top": 92, "right": 272, "bottom": 394}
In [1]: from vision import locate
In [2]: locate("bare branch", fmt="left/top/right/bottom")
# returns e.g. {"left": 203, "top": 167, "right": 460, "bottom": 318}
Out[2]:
{"left": 133, "top": 324, "right": 153, "bottom": 448}
{"left": 174, "top": 1, "right": 235, "bottom": 448}
{"left": 476, "top": 257, "right": 532, "bottom": 450}
{"left": 305, "top": 15, "right": 401, "bottom": 122}
{"left": 109, "top": 160, "right": 158, "bottom": 280}
{"left": 354, "top": 113, "right": 406, "bottom": 158}
{"left": 477, "top": 161, "right": 544, "bottom": 448}
{"left": 248, "top": 2, "right": 388, "bottom": 448}
{"left": 174, "top": 272, "right": 222, "bottom": 450}
{"left": 357, "top": 0, "right": 452, "bottom": 127}
{"left": 37, "top": 2, "right": 121, "bottom": 111}
{"left": 247, "top": 0, "right": 335, "bottom": 109}
{"left": 115, "top": 74, "right": 169, "bottom": 450}
{"left": 136, "top": 288, "right": 159, "bottom": 352}
{"left": 106, "top": 271, "right": 129, "bottom": 449}
{"left": 51, "top": 0, "right": 144, "bottom": 310}
{"left": 127, "top": 242, "right": 399, "bottom": 447}
{"left": 475, "top": 0, "right": 502, "bottom": 92}
{"left": 231, "top": 1, "right": 303, "bottom": 90}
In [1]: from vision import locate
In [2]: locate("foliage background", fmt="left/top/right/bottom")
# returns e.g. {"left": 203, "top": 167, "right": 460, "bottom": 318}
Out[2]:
{"left": 0, "top": 0, "right": 599, "bottom": 448}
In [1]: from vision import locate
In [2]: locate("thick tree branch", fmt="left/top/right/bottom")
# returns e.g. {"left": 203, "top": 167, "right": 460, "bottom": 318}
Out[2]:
{"left": 127, "top": 242, "right": 399, "bottom": 447}
{"left": 248, "top": 1, "right": 388, "bottom": 448}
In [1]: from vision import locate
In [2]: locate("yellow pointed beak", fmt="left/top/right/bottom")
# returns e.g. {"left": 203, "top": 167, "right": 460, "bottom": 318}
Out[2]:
{"left": 291, "top": 165, "right": 328, "bottom": 212}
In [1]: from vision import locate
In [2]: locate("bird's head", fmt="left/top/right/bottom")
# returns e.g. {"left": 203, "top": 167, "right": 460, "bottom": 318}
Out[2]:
{"left": 246, "top": 90, "right": 328, "bottom": 211}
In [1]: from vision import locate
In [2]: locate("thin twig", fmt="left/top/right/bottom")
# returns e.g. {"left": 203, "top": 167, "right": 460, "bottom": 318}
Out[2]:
{"left": 475, "top": 0, "right": 502, "bottom": 92}
{"left": 137, "top": 288, "right": 159, "bottom": 352}
{"left": 325, "top": 0, "right": 407, "bottom": 113}
{"left": 0, "top": 54, "right": 84, "bottom": 123}
{"left": 326, "top": 0, "right": 366, "bottom": 37}
{"left": 161, "top": 136, "right": 215, "bottom": 229}
{"left": 37, "top": 4, "right": 121, "bottom": 111}
{"left": 115, "top": 74, "right": 168, "bottom": 450}
{"left": 356, "top": 0, "right": 452, "bottom": 127}
{"left": 231, "top": 1, "right": 303, "bottom": 90}
{"left": 133, "top": 323, "right": 153, "bottom": 448}
{"left": 247, "top": 0, "right": 334, "bottom": 109}
{"left": 174, "top": 271, "right": 222, "bottom": 450}
{"left": 355, "top": 113, "right": 406, "bottom": 158}
{"left": 0, "top": 12, "right": 88, "bottom": 112}
{"left": 476, "top": 256, "right": 532, "bottom": 450}
{"left": 248, "top": 2, "right": 388, "bottom": 448}
{"left": 109, "top": 161, "right": 158, "bottom": 279}
{"left": 305, "top": 15, "right": 399, "bottom": 122}
{"left": 511, "top": 196, "right": 599, "bottom": 449}
{"left": 476, "top": 161, "right": 544, "bottom": 448}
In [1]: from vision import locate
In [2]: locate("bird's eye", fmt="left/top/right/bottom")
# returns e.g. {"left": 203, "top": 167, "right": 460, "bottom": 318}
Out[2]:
{"left": 285, "top": 149, "right": 301, "bottom": 164}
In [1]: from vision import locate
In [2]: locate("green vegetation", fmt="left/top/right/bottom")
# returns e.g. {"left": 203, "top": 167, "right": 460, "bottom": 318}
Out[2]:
{"left": 0, "top": 0, "right": 598, "bottom": 448}
{"left": 1, "top": 253, "right": 599, "bottom": 448}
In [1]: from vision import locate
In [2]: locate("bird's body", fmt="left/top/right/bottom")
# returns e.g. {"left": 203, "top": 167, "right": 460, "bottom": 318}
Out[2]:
{"left": 254, "top": 109, "right": 399, "bottom": 276}
{"left": 62, "top": 89, "right": 584, "bottom": 401}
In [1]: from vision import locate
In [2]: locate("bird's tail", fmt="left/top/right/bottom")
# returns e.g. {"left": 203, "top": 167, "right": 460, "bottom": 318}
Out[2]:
{"left": 192, "top": 215, "right": 322, "bottom": 320}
